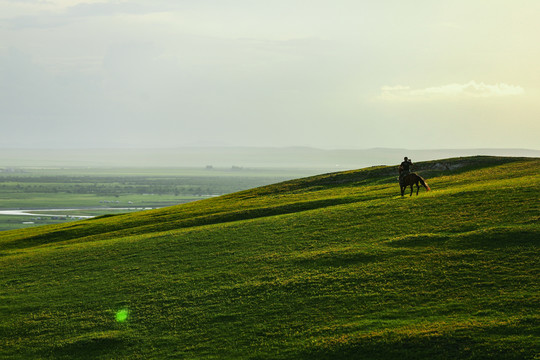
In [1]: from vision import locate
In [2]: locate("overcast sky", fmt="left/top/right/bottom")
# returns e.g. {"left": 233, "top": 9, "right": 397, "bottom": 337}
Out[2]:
{"left": 1, "top": 0, "right": 539, "bottom": 149}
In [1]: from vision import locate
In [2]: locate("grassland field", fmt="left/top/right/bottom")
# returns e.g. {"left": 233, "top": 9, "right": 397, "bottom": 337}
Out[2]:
{"left": 0, "top": 156, "right": 538, "bottom": 359}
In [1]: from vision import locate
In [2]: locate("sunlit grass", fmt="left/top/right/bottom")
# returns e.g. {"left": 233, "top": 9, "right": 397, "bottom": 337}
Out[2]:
{"left": 0, "top": 156, "right": 538, "bottom": 359}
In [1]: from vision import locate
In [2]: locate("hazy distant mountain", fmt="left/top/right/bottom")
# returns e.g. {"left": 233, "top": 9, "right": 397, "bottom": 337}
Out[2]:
{"left": 1, "top": 147, "right": 538, "bottom": 169}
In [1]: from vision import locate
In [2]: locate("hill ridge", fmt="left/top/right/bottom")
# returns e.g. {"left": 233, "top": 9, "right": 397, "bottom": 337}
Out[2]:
{"left": 0, "top": 156, "right": 537, "bottom": 252}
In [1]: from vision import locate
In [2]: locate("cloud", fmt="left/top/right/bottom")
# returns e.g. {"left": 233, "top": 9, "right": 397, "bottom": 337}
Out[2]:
{"left": 378, "top": 81, "right": 524, "bottom": 101}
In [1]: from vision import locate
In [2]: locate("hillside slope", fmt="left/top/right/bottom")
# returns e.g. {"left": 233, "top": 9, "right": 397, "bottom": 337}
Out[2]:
{"left": 1, "top": 156, "right": 539, "bottom": 359}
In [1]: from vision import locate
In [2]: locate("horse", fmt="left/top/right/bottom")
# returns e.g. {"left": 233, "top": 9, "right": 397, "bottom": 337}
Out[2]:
{"left": 399, "top": 173, "right": 431, "bottom": 196}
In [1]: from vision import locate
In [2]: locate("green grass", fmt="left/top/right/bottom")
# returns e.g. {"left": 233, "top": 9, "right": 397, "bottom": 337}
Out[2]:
{"left": 0, "top": 156, "right": 538, "bottom": 359}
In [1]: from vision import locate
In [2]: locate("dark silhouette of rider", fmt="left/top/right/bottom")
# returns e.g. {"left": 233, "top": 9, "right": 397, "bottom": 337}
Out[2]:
{"left": 399, "top": 157, "right": 413, "bottom": 183}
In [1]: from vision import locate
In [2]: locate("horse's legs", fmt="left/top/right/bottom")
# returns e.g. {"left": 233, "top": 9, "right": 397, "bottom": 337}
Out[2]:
{"left": 409, "top": 184, "right": 413, "bottom": 196}
{"left": 401, "top": 185, "right": 405, "bottom": 196}
{"left": 416, "top": 181, "right": 420, "bottom": 195}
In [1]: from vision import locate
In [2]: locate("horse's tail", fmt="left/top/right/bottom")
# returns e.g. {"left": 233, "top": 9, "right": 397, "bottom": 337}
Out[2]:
{"left": 419, "top": 176, "right": 431, "bottom": 191}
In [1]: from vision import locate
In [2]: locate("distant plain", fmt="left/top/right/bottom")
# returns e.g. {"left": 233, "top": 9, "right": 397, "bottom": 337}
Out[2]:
{"left": 0, "top": 166, "right": 319, "bottom": 231}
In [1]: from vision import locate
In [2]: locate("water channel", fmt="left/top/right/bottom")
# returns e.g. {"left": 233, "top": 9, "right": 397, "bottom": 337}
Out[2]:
{"left": 0, "top": 208, "right": 154, "bottom": 219}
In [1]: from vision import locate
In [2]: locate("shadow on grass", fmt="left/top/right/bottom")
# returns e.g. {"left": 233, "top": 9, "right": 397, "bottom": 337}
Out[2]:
{"left": 300, "top": 327, "right": 538, "bottom": 360}
{"left": 446, "top": 227, "right": 538, "bottom": 249}
{"left": 385, "top": 226, "right": 538, "bottom": 250}
{"left": 385, "top": 233, "right": 450, "bottom": 248}
{"left": 49, "top": 331, "right": 135, "bottom": 359}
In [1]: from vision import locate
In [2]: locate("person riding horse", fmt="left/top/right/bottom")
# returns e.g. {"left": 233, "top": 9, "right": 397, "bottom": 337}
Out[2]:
{"left": 398, "top": 157, "right": 430, "bottom": 196}
{"left": 398, "top": 157, "right": 413, "bottom": 185}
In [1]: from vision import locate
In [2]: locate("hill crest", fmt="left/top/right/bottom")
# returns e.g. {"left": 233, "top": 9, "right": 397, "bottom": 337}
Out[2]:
{"left": 0, "top": 155, "right": 536, "bottom": 252}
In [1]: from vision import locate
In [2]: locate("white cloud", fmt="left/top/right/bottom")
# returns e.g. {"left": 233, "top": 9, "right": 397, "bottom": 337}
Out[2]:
{"left": 378, "top": 81, "right": 524, "bottom": 101}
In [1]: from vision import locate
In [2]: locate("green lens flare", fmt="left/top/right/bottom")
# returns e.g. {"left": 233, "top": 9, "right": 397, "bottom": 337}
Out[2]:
{"left": 115, "top": 309, "right": 129, "bottom": 322}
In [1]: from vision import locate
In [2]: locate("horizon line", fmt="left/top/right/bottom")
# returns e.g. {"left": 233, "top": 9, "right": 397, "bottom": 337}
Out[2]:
{"left": 1, "top": 146, "right": 539, "bottom": 152}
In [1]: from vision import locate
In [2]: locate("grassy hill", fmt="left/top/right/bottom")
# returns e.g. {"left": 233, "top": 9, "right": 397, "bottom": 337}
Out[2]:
{"left": 1, "top": 156, "right": 538, "bottom": 359}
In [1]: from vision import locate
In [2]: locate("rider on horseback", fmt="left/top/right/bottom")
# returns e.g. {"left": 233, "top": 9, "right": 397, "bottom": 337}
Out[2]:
{"left": 399, "top": 157, "right": 413, "bottom": 185}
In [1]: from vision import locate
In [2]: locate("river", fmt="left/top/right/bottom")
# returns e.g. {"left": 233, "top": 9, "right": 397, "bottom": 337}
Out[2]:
{"left": 0, "top": 207, "right": 154, "bottom": 219}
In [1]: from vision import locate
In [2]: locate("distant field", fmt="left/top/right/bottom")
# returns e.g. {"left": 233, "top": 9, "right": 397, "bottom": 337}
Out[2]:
{"left": 0, "top": 166, "right": 319, "bottom": 231}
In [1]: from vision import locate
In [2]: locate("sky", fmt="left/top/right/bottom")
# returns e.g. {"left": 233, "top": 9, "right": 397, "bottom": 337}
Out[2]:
{"left": 1, "top": 0, "right": 539, "bottom": 150}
